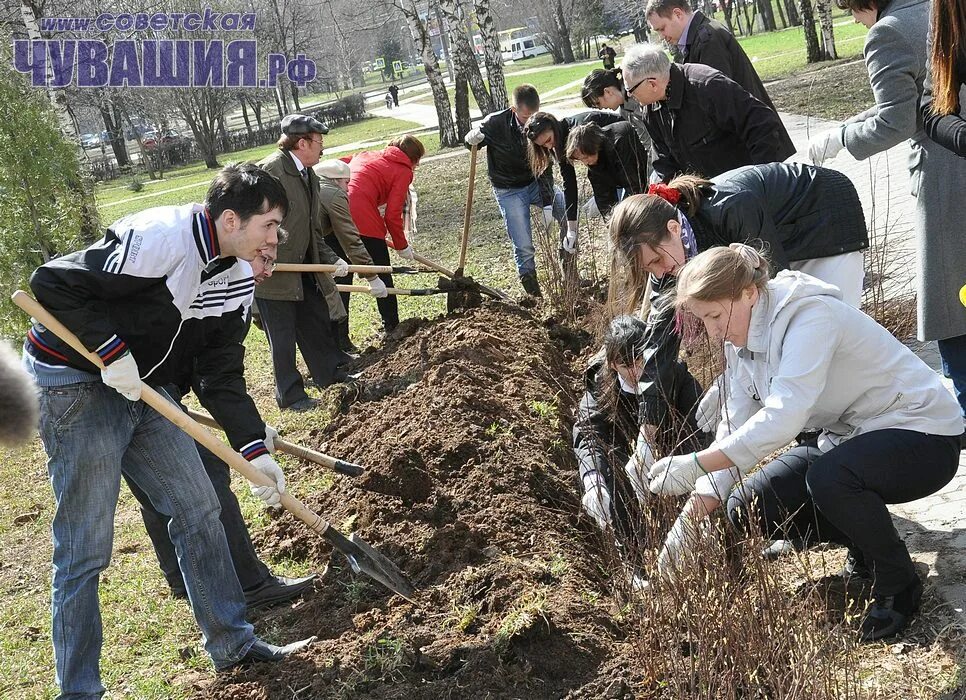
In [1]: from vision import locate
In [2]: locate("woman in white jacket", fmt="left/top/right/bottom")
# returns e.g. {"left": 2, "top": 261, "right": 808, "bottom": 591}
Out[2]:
{"left": 646, "top": 244, "right": 962, "bottom": 641}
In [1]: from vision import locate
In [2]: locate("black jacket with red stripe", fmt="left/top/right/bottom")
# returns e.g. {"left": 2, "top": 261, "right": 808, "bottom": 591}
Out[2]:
{"left": 26, "top": 203, "right": 268, "bottom": 458}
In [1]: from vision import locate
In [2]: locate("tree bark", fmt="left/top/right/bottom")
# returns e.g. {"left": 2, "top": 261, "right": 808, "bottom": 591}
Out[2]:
{"left": 784, "top": 0, "right": 801, "bottom": 26}
{"left": 454, "top": 75, "right": 471, "bottom": 139}
{"left": 433, "top": 2, "right": 456, "bottom": 83}
{"left": 438, "top": 0, "right": 494, "bottom": 114}
{"left": 775, "top": 0, "right": 788, "bottom": 29}
{"left": 799, "top": 0, "right": 822, "bottom": 63}
{"left": 554, "top": 0, "right": 577, "bottom": 63}
{"left": 473, "top": 0, "right": 508, "bottom": 110}
{"left": 756, "top": 0, "right": 777, "bottom": 31}
{"left": 815, "top": 0, "right": 838, "bottom": 59}
{"left": 239, "top": 94, "right": 253, "bottom": 136}
{"left": 405, "top": 0, "right": 458, "bottom": 147}
{"left": 99, "top": 102, "right": 129, "bottom": 167}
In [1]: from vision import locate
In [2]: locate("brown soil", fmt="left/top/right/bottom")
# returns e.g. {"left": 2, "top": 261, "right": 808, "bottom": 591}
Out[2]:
{"left": 198, "top": 302, "right": 635, "bottom": 699}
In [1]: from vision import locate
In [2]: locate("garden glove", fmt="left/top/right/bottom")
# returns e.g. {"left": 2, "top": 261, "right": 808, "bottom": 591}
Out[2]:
{"left": 542, "top": 205, "right": 554, "bottom": 229}
{"left": 648, "top": 453, "right": 706, "bottom": 496}
{"left": 465, "top": 128, "right": 485, "bottom": 146}
{"left": 695, "top": 384, "right": 722, "bottom": 434}
{"left": 367, "top": 276, "right": 388, "bottom": 298}
{"left": 397, "top": 245, "right": 415, "bottom": 260}
{"left": 333, "top": 257, "right": 350, "bottom": 277}
{"left": 562, "top": 220, "right": 579, "bottom": 254}
{"left": 101, "top": 351, "right": 141, "bottom": 401}
{"left": 808, "top": 127, "right": 845, "bottom": 166}
{"left": 581, "top": 475, "right": 612, "bottom": 530}
{"left": 624, "top": 438, "right": 655, "bottom": 504}
{"left": 657, "top": 510, "right": 702, "bottom": 574}
{"left": 248, "top": 454, "right": 286, "bottom": 507}
{"left": 264, "top": 424, "right": 279, "bottom": 454}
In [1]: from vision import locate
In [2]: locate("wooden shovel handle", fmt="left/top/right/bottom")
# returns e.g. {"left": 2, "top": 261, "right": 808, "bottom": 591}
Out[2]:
{"left": 458, "top": 144, "right": 478, "bottom": 274}
{"left": 275, "top": 263, "right": 395, "bottom": 275}
{"left": 12, "top": 291, "right": 334, "bottom": 539}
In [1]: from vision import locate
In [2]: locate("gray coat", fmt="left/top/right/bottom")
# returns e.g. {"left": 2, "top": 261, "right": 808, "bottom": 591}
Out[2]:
{"left": 842, "top": 0, "right": 966, "bottom": 340}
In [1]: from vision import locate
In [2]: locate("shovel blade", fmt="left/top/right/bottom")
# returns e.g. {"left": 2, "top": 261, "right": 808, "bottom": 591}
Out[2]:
{"left": 325, "top": 527, "right": 416, "bottom": 602}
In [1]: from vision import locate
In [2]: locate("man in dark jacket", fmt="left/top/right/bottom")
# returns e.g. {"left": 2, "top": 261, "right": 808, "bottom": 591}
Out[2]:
{"left": 257, "top": 114, "right": 352, "bottom": 411}
{"left": 645, "top": 0, "right": 777, "bottom": 111}
{"left": 622, "top": 43, "right": 795, "bottom": 182}
{"left": 565, "top": 120, "right": 650, "bottom": 218}
{"left": 22, "top": 164, "right": 315, "bottom": 697}
{"left": 598, "top": 43, "right": 617, "bottom": 69}
{"left": 464, "top": 84, "right": 567, "bottom": 297}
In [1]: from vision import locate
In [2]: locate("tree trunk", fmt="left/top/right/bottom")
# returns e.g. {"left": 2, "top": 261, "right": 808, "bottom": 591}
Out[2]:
{"left": 433, "top": 2, "right": 456, "bottom": 83}
{"left": 473, "top": 0, "right": 508, "bottom": 110}
{"left": 438, "top": 0, "right": 494, "bottom": 114}
{"left": 273, "top": 86, "right": 285, "bottom": 121}
{"left": 100, "top": 102, "right": 130, "bottom": 167}
{"left": 252, "top": 99, "right": 264, "bottom": 130}
{"left": 554, "top": 0, "right": 576, "bottom": 63}
{"left": 756, "top": 0, "right": 777, "bottom": 30}
{"left": 741, "top": 0, "right": 754, "bottom": 35}
{"left": 239, "top": 94, "right": 253, "bottom": 136}
{"left": 454, "top": 75, "right": 471, "bottom": 139}
{"left": 815, "top": 0, "right": 838, "bottom": 59}
{"left": 775, "top": 0, "right": 788, "bottom": 29}
{"left": 405, "top": 0, "right": 458, "bottom": 147}
{"left": 784, "top": 0, "right": 801, "bottom": 26}
{"left": 290, "top": 82, "right": 302, "bottom": 112}
{"left": 799, "top": 0, "right": 822, "bottom": 63}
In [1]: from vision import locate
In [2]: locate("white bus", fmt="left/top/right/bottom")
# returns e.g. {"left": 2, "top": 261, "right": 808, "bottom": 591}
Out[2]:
{"left": 500, "top": 34, "right": 549, "bottom": 62}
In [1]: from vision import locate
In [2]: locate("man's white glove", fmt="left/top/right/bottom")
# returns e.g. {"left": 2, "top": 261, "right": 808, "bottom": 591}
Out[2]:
{"left": 624, "top": 438, "right": 655, "bottom": 504}
{"left": 333, "top": 257, "right": 350, "bottom": 277}
{"left": 367, "top": 276, "right": 388, "bottom": 298}
{"left": 101, "top": 352, "right": 141, "bottom": 401}
{"left": 695, "top": 384, "right": 722, "bottom": 434}
{"left": 264, "top": 424, "right": 279, "bottom": 454}
{"left": 581, "top": 476, "right": 612, "bottom": 530}
{"left": 648, "top": 453, "right": 705, "bottom": 496}
{"left": 808, "top": 127, "right": 845, "bottom": 166}
{"left": 542, "top": 205, "right": 554, "bottom": 229}
{"left": 248, "top": 454, "right": 286, "bottom": 507}
{"left": 397, "top": 245, "right": 415, "bottom": 260}
{"left": 562, "top": 220, "right": 578, "bottom": 254}
{"left": 465, "top": 128, "right": 485, "bottom": 146}
{"left": 657, "top": 511, "right": 702, "bottom": 574}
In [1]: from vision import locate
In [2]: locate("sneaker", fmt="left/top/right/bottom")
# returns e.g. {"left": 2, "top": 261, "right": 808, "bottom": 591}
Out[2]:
{"left": 839, "top": 550, "right": 873, "bottom": 580}
{"left": 221, "top": 636, "right": 317, "bottom": 671}
{"left": 244, "top": 573, "right": 316, "bottom": 609}
{"left": 285, "top": 397, "right": 319, "bottom": 413}
{"left": 860, "top": 576, "right": 923, "bottom": 642}
{"left": 519, "top": 272, "right": 542, "bottom": 297}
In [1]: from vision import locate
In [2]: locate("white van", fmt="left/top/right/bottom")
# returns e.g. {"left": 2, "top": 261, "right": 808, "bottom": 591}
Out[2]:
{"left": 500, "top": 35, "right": 549, "bottom": 62}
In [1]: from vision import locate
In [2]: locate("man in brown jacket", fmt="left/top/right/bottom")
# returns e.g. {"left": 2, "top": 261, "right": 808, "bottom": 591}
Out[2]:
{"left": 256, "top": 114, "right": 352, "bottom": 411}
{"left": 314, "top": 159, "right": 388, "bottom": 353}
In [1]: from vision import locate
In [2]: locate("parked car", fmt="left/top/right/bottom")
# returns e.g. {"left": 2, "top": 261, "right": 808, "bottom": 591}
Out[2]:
{"left": 141, "top": 129, "right": 190, "bottom": 151}
{"left": 80, "top": 133, "right": 100, "bottom": 149}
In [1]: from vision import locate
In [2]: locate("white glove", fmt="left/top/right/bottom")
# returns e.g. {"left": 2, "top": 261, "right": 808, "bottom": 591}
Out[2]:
{"left": 367, "top": 276, "right": 388, "bottom": 298}
{"left": 542, "top": 206, "right": 554, "bottom": 229}
{"left": 333, "top": 257, "right": 350, "bottom": 277}
{"left": 581, "top": 478, "right": 612, "bottom": 530}
{"left": 248, "top": 454, "right": 286, "bottom": 507}
{"left": 624, "top": 438, "right": 655, "bottom": 504}
{"left": 100, "top": 352, "right": 141, "bottom": 401}
{"left": 562, "top": 220, "right": 578, "bottom": 254}
{"left": 396, "top": 245, "right": 415, "bottom": 260}
{"left": 648, "top": 453, "right": 706, "bottom": 496}
{"left": 264, "top": 424, "right": 279, "bottom": 453}
{"left": 465, "top": 128, "right": 485, "bottom": 146}
{"left": 695, "top": 384, "right": 722, "bottom": 434}
{"left": 657, "top": 511, "right": 702, "bottom": 574}
{"left": 808, "top": 127, "right": 845, "bottom": 166}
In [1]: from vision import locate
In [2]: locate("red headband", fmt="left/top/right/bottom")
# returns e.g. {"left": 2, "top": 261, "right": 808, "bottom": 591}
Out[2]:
{"left": 647, "top": 183, "right": 681, "bottom": 205}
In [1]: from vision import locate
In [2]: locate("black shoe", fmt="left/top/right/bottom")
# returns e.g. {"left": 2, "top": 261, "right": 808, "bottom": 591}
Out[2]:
{"left": 245, "top": 573, "right": 317, "bottom": 609}
{"left": 285, "top": 397, "right": 319, "bottom": 413}
{"left": 860, "top": 576, "right": 923, "bottom": 642}
{"left": 839, "top": 550, "right": 873, "bottom": 580}
{"left": 170, "top": 584, "right": 188, "bottom": 600}
{"left": 519, "top": 271, "right": 542, "bottom": 297}
{"left": 222, "top": 636, "right": 318, "bottom": 671}
{"left": 761, "top": 538, "right": 805, "bottom": 560}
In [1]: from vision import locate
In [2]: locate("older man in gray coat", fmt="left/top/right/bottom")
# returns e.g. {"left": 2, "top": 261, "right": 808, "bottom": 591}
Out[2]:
{"left": 809, "top": 0, "right": 966, "bottom": 423}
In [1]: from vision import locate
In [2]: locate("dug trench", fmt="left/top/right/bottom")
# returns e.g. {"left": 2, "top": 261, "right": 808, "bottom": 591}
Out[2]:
{"left": 201, "top": 301, "right": 641, "bottom": 699}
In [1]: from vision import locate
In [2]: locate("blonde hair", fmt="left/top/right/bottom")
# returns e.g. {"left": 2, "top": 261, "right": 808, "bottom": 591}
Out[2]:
{"left": 675, "top": 244, "right": 771, "bottom": 309}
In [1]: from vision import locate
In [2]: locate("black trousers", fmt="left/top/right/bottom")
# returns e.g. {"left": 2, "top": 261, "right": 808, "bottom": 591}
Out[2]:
{"left": 727, "top": 430, "right": 960, "bottom": 594}
{"left": 325, "top": 234, "right": 399, "bottom": 332}
{"left": 124, "top": 397, "right": 272, "bottom": 593}
{"left": 256, "top": 278, "right": 350, "bottom": 407}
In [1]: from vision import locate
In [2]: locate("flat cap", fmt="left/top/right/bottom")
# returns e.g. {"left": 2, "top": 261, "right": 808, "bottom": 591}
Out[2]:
{"left": 280, "top": 113, "right": 329, "bottom": 136}
{"left": 314, "top": 159, "right": 350, "bottom": 180}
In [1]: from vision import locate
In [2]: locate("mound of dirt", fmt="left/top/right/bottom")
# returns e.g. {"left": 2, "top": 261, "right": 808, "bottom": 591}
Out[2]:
{"left": 200, "top": 303, "right": 638, "bottom": 699}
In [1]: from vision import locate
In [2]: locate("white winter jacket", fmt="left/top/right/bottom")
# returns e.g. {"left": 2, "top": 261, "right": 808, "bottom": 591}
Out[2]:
{"left": 694, "top": 271, "right": 962, "bottom": 498}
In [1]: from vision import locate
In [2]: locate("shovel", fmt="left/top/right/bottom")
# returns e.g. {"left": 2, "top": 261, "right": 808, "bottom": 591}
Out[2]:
{"left": 455, "top": 144, "right": 478, "bottom": 278}
{"left": 336, "top": 284, "right": 446, "bottom": 297}
{"left": 274, "top": 263, "right": 426, "bottom": 275}
{"left": 185, "top": 409, "right": 365, "bottom": 477}
{"left": 13, "top": 291, "right": 416, "bottom": 602}
{"left": 411, "top": 252, "right": 512, "bottom": 303}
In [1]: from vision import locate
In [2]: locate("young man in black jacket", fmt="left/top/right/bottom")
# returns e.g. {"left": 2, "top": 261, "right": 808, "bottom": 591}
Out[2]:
{"left": 646, "top": 0, "right": 778, "bottom": 111}
{"left": 464, "top": 84, "right": 567, "bottom": 297}
{"left": 23, "top": 164, "right": 315, "bottom": 697}
{"left": 565, "top": 120, "right": 650, "bottom": 219}
{"left": 622, "top": 43, "right": 795, "bottom": 182}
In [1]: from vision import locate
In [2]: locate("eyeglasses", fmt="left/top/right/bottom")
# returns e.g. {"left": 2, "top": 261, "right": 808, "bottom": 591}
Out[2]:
{"left": 626, "top": 76, "right": 655, "bottom": 95}
{"left": 257, "top": 254, "right": 277, "bottom": 271}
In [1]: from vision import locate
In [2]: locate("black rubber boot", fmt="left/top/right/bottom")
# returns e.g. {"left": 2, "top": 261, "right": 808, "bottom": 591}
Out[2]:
{"left": 519, "top": 271, "right": 542, "bottom": 297}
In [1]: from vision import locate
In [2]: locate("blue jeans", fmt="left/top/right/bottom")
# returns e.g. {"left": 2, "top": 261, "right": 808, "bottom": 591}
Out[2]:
{"left": 938, "top": 333, "right": 966, "bottom": 418}
{"left": 37, "top": 381, "right": 254, "bottom": 699}
{"left": 492, "top": 181, "right": 566, "bottom": 275}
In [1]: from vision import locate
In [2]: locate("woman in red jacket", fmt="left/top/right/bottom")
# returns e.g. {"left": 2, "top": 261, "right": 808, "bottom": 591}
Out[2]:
{"left": 347, "top": 135, "right": 424, "bottom": 332}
